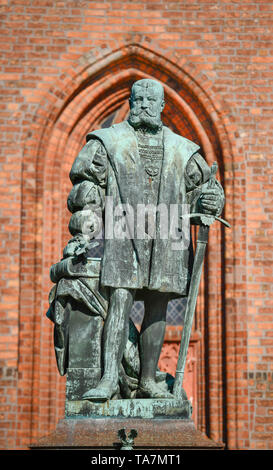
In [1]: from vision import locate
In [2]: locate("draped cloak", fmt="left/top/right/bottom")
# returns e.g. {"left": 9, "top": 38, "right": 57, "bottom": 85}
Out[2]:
{"left": 70, "top": 120, "right": 206, "bottom": 297}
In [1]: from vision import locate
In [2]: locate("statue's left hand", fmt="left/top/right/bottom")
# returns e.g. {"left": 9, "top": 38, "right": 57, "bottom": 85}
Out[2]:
{"left": 198, "top": 187, "right": 222, "bottom": 216}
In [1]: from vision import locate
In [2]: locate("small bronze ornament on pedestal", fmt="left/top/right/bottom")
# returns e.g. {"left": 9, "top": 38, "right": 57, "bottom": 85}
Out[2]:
{"left": 117, "top": 428, "right": 138, "bottom": 450}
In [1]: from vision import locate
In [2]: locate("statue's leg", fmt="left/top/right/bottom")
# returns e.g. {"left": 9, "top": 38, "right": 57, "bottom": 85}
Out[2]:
{"left": 82, "top": 287, "right": 135, "bottom": 401}
{"left": 102, "top": 287, "right": 135, "bottom": 387}
{"left": 137, "top": 291, "right": 173, "bottom": 398}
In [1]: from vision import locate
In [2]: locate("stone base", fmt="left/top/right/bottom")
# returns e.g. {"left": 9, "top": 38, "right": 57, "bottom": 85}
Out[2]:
{"left": 31, "top": 416, "right": 224, "bottom": 449}
{"left": 65, "top": 398, "right": 192, "bottom": 419}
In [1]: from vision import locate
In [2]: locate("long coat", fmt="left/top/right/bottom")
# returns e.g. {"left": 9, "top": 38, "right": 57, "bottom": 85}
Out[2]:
{"left": 80, "top": 120, "right": 201, "bottom": 297}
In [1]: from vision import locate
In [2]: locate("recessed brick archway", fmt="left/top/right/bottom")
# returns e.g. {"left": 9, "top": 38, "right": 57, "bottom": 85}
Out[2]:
{"left": 19, "top": 42, "right": 245, "bottom": 448}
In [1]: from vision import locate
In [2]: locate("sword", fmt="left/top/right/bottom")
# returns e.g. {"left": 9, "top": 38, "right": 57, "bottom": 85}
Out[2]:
{"left": 172, "top": 161, "right": 230, "bottom": 398}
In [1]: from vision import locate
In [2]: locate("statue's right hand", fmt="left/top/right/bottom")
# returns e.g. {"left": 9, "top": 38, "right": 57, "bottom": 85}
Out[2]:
{"left": 62, "top": 235, "right": 90, "bottom": 258}
{"left": 63, "top": 240, "right": 78, "bottom": 258}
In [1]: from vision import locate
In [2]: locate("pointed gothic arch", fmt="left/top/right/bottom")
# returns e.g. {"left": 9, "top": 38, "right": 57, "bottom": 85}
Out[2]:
{"left": 19, "top": 42, "right": 243, "bottom": 447}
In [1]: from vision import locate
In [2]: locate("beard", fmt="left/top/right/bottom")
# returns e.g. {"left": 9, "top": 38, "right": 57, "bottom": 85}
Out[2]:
{"left": 128, "top": 109, "right": 162, "bottom": 131}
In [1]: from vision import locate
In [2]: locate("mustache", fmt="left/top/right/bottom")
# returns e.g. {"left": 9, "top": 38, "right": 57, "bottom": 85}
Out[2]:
{"left": 130, "top": 109, "right": 158, "bottom": 118}
{"left": 128, "top": 112, "right": 162, "bottom": 131}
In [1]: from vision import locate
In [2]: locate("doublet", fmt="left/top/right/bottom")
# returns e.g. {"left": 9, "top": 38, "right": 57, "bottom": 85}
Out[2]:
{"left": 135, "top": 127, "right": 164, "bottom": 286}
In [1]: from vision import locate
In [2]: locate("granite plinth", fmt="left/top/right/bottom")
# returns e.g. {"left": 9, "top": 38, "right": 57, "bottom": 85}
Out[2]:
{"left": 65, "top": 398, "right": 192, "bottom": 419}
{"left": 31, "top": 416, "right": 224, "bottom": 449}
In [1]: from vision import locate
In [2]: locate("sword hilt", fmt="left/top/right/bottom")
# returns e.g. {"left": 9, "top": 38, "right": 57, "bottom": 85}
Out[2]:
{"left": 181, "top": 213, "right": 231, "bottom": 228}
{"left": 208, "top": 161, "right": 218, "bottom": 189}
{"left": 182, "top": 161, "right": 231, "bottom": 228}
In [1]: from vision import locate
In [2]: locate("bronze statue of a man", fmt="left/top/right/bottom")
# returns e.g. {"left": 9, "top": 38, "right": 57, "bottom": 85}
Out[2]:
{"left": 53, "top": 78, "right": 225, "bottom": 402}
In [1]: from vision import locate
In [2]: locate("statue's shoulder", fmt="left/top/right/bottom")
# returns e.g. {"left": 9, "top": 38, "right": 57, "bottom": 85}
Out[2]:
{"left": 163, "top": 126, "right": 200, "bottom": 154}
{"left": 86, "top": 121, "right": 130, "bottom": 143}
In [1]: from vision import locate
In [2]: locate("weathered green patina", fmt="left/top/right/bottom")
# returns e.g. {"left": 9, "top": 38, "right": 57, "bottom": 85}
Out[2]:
{"left": 47, "top": 78, "right": 225, "bottom": 415}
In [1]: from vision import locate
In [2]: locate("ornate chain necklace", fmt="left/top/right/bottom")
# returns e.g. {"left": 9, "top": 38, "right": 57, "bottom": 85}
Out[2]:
{"left": 136, "top": 127, "right": 163, "bottom": 181}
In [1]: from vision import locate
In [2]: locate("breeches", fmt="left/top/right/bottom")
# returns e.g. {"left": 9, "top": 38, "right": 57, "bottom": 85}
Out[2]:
{"left": 109, "top": 286, "right": 170, "bottom": 321}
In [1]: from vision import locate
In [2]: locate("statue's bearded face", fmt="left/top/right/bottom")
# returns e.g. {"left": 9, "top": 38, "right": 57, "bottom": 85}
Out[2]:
{"left": 128, "top": 80, "right": 165, "bottom": 130}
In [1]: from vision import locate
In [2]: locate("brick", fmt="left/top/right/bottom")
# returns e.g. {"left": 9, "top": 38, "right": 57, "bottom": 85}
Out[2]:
{"left": 0, "top": 0, "right": 272, "bottom": 452}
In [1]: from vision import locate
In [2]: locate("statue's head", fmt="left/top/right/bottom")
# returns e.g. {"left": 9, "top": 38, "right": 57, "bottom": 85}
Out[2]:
{"left": 128, "top": 79, "right": 165, "bottom": 131}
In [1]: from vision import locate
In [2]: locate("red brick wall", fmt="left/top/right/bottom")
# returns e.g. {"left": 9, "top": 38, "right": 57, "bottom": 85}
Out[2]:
{"left": 0, "top": 0, "right": 272, "bottom": 450}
